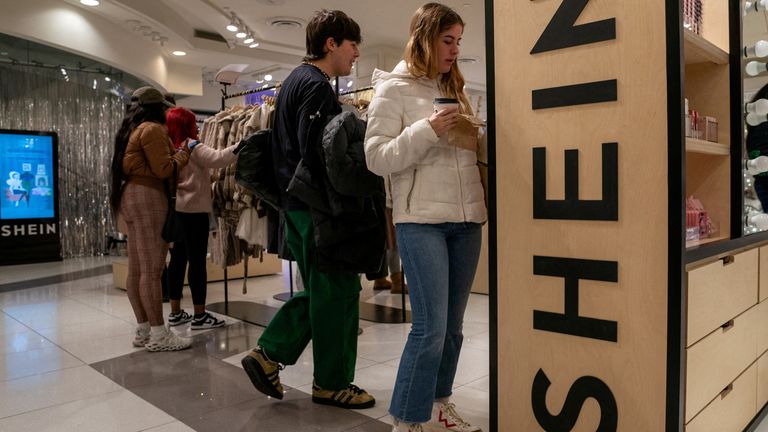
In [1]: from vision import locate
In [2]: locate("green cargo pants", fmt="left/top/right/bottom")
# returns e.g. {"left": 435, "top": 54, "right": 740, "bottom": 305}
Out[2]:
{"left": 258, "top": 210, "right": 361, "bottom": 390}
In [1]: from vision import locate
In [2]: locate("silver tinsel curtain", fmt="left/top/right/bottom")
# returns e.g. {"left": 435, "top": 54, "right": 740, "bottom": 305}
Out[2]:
{"left": 0, "top": 65, "right": 124, "bottom": 257}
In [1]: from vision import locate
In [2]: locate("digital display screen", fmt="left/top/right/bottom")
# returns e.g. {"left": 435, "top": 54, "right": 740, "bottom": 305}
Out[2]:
{"left": 0, "top": 131, "right": 56, "bottom": 220}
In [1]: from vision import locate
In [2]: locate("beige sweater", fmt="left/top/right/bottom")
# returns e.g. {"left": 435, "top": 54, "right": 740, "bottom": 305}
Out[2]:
{"left": 175, "top": 143, "right": 237, "bottom": 213}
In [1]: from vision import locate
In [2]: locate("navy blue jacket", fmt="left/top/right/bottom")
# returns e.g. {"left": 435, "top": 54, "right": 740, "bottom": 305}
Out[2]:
{"left": 271, "top": 64, "right": 341, "bottom": 211}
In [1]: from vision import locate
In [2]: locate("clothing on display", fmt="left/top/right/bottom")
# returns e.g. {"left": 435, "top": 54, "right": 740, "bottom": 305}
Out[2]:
{"left": 199, "top": 97, "right": 276, "bottom": 272}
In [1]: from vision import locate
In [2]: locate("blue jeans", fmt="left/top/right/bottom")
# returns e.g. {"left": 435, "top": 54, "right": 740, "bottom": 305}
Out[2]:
{"left": 389, "top": 222, "right": 482, "bottom": 423}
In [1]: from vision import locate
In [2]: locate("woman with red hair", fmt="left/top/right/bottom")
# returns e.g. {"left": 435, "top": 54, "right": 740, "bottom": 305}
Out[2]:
{"left": 165, "top": 107, "right": 238, "bottom": 329}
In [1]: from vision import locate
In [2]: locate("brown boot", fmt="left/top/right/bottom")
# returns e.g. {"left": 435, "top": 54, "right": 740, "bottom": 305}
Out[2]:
{"left": 390, "top": 272, "right": 408, "bottom": 294}
{"left": 373, "top": 277, "right": 392, "bottom": 290}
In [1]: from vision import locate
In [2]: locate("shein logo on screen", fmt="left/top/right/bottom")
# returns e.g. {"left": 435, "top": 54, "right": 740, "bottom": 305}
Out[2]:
{"left": 1, "top": 223, "right": 57, "bottom": 237}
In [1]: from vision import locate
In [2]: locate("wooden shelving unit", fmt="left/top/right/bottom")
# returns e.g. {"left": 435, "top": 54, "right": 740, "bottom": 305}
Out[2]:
{"left": 684, "top": 30, "right": 729, "bottom": 65}
{"left": 685, "top": 137, "right": 730, "bottom": 155}
{"left": 686, "top": 234, "right": 730, "bottom": 249}
{"left": 684, "top": 6, "right": 732, "bottom": 250}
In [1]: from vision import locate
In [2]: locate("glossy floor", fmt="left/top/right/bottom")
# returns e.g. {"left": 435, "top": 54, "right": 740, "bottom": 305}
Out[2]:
{"left": 0, "top": 257, "right": 490, "bottom": 432}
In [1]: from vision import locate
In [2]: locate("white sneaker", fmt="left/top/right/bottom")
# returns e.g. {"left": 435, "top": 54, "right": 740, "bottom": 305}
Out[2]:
{"left": 392, "top": 420, "right": 425, "bottom": 432}
{"left": 132, "top": 326, "right": 150, "bottom": 347}
{"left": 428, "top": 402, "right": 482, "bottom": 431}
{"left": 145, "top": 326, "right": 191, "bottom": 352}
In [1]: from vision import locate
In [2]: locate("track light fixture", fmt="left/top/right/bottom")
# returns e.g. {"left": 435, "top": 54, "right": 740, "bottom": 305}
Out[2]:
{"left": 227, "top": 14, "right": 239, "bottom": 32}
{"left": 222, "top": 10, "right": 260, "bottom": 49}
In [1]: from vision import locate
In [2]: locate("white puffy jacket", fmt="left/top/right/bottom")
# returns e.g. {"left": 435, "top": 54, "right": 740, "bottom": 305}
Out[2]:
{"left": 364, "top": 61, "right": 487, "bottom": 225}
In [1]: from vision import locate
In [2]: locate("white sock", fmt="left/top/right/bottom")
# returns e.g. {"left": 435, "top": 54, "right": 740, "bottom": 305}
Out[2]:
{"left": 150, "top": 325, "right": 167, "bottom": 337}
{"left": 137, "top": 321, "right": 150, "bottom": 331}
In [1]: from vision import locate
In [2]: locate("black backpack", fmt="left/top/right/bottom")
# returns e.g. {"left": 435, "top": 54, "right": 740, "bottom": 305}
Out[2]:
{"left": 234, "top": 129, "right": 281, "bottom": 210}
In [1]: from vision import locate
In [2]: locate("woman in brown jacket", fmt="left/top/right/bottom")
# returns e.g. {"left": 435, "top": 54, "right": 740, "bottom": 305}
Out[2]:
{"left": 110, "top": 86, "right": 192, "bottom": 352}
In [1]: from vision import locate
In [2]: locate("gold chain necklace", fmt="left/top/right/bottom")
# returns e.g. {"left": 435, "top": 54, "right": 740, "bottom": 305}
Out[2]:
{"left": 302, "top": 61, "right": 331, "bottom": 81}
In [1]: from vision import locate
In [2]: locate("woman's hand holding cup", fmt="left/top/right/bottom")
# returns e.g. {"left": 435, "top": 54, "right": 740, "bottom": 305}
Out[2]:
{"left": 429, "top": 98, "right": 460, "bottom": 137}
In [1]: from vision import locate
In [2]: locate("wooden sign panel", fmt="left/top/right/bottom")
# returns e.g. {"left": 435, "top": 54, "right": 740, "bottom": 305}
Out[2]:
{"left": 492, "top": 0, "right": 669, "bottom": 430}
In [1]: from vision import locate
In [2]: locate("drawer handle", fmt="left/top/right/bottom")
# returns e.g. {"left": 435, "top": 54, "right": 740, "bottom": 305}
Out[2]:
{"left": 721, "top": 319, "right": 735, "bottom": 331}
{"left": 720, "top": 383, "right": 733, "bottom": 399}
{"left": 721, "top": 255, "right": 735, "bottom": 266}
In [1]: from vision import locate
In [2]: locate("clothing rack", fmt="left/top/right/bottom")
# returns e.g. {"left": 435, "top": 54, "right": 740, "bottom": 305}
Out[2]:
{"left": 220, "top": 83, "right": 280, "bottom": 110}
{"left": 338, "top": 85, "right": 374, "bottom": 96}
{"left": 210, "top": 82, "right": 285, "bottom": 324}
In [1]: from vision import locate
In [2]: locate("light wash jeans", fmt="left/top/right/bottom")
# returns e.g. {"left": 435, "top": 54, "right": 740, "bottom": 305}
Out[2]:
{"left": 389, "top": 222, "right": 482, "bottom": 423}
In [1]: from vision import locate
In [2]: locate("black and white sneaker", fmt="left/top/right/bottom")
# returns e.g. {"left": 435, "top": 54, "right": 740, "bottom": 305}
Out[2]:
{"left": 191, "top": 312, "right": 225, "bottom": 330}
{"left": 168, "top": 310, "right": 193, "bottom": 326}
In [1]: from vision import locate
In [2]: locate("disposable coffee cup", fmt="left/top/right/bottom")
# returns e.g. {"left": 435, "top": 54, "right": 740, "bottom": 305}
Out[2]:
{"left": 433, "top": 97, "right": 459, "bottom": 113}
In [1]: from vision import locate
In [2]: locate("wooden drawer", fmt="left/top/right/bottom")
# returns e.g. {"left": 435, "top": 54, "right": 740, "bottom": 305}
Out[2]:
{"left": 685, "top": 303, "right": 759, "bottom": 422}
{"left": 759, "top": 300, "right": 768, "bottom": 355}
{"left": 687, "top": 248, "right": 758, "bottom": 346}
{"left": 685, "top": 362, "right": 757, "bottom": 432}
{"left": 761, "top": 247, "right": 768, "bottom": 303}
{"left": 759, "top": 351, "right": 768, "bottom": 412}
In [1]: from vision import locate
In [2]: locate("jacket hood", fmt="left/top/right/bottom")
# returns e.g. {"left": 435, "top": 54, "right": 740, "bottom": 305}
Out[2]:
{"left": 372, "top": 60, "right": 434, "bottom": 89}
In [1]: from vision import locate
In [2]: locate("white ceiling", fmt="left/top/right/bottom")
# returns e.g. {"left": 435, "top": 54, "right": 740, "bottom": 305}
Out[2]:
{"left": 66, "top": 0, "right": 487, "bottom": 91}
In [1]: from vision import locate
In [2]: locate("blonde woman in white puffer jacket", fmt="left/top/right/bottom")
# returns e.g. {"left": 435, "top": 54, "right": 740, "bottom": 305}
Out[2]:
{"left": 363, "top": 3, "right": 486, "bottom": 432}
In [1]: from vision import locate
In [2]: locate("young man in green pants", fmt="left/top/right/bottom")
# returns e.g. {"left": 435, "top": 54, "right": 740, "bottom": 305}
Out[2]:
{"left": 240, "top": 9, "right": 374, "bottom": 409}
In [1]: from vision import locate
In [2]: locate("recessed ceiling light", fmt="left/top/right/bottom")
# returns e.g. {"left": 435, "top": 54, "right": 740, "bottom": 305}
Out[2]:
{"left": 104, "top": 76, "right": 111, "bottom": 82}
{"left": 249, "top": 43, "right": 259, "bottom": 48}
{"left": 243, "top": 37, "right": 254, "bottom": 44}
{"left": 235, "top": 32, "right": 246, "bottom": 39}
{"left": 226, "top": 24, "right": 238, "bottom": 32}
{"left": 80, "top": 0, "right": 100, "bottom": 6}
{"left": 346, "top": 81, "right": 353, "bottom": 88}
{"left": 172, "top": 51, "right": 187, "bottom": 56}
{"left": 264, "top": 74, "right": 273, "bottom": 81}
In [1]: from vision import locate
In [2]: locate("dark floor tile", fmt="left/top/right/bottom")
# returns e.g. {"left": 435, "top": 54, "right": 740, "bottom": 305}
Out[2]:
{"left": 344, "top": 420, "right": 393, "bottom": 432}
{"left": 0, "top": 264, "right": 112, "bottom": 293}
{"left": 129, "top": 361, "right": 263, "bottom": 420}
{"left": 183, "top": 392, "right": 388, "bottom": 432}
{"left": 187, "top": 321, "right": 264, "bottom": 359}
{"left": 91, "top": 347, "right": 229, "bottom": 388}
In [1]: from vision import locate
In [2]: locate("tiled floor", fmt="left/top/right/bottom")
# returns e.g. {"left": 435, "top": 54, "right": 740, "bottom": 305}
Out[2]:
{"left": 0, "top": 257, "right": 490, "bottom": 432}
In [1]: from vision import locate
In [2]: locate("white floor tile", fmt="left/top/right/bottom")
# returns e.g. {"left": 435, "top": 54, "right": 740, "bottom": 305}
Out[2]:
{"left": 3, "top": 298, "right": 114, "bottom": 331}
{"left": 463, "top": 375, "right": 490, "bottom": 392}
{"left": 344, "top": 363, "right": 400, "bottom": 421}
{"left": 453, "top": 346, "right": 490, "bottom": 386}
{"left": 0, "top": 389, "right": 177, "bottom": 432}
{"left": 0, "top": 329, "right": 55, "bottom": 354}
{"left": 463, "top": 330, "right": 490, "bottom": 351}
{"left": 0, "top": 345, "right": 83, "bottom": 381}
{"left": 58, "top": 333, "right": 145, "bottom": 364}
{"left": 356, "top": 326, "right": 408, "bottom": 363}
{"left": 0, "top": 314, "right": 29, "bottom": 336}
{"left": 0, "top": 365, "right": 122, "bottom": 418}
{"left": 36, "top": 317, "right": 136, "bottom": 345}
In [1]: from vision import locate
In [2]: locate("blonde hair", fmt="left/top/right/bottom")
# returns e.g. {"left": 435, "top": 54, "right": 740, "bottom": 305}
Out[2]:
{"left": 404, "top": 2, "right": 472, "bottom": 115}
